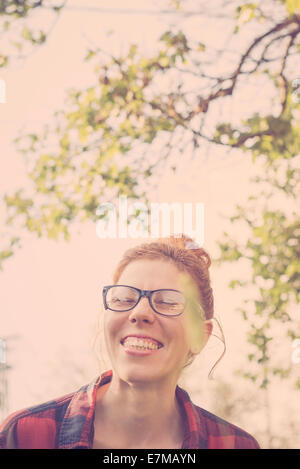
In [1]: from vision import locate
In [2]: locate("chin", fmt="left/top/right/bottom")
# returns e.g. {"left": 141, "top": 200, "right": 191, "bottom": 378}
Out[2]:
{"left": 116, "top": 366, "right": 168, "bottom": 386}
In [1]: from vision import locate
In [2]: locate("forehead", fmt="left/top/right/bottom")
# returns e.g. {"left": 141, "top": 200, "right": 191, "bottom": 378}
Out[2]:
{"left": 117, "top": 259, "right": 183, "bottom": 290}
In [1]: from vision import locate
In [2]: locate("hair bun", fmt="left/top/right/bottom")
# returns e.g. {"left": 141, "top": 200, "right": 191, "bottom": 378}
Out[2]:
{"left": 185, "top": 239, "right": 201, "bottom": 250}
{"left": 185, "top": 238, "right": 211, "bottom": 269}
{"left": 158, "top": 233, "right": 212, "bottom": 269}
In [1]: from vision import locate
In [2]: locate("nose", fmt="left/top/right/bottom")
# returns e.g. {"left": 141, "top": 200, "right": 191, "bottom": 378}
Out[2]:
{"left": 128, "top": 296, "right": 156, "bottom": 323}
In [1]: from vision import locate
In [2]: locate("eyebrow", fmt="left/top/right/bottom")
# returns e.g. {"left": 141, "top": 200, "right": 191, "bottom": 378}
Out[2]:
{"left": 118, "top": 285, "right": 182, "bottom": 292}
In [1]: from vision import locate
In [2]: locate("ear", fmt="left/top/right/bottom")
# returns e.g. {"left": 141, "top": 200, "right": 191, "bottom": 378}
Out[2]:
{"left": 203, "top": 319, "right": 213, "bottom": 338}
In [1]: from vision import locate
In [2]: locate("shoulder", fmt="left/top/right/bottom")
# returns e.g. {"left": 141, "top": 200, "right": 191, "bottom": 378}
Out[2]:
{"left": 0, "top": 390, "right": 75, "bottom": 449}
{"left": 194, "top": 405, "right": 260, "bottom": 449}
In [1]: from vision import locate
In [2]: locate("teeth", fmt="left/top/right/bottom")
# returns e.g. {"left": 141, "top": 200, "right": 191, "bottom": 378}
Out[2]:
{"left": 122, "top": 337, "right": 161, "bottom": 350}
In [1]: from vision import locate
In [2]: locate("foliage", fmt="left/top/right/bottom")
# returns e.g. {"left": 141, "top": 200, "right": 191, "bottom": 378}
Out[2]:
{"left": 0, "top": 0, "right": 65, "bottom": 67}
{"left": 0, "top": 0, "right": 300, "bottom": 397}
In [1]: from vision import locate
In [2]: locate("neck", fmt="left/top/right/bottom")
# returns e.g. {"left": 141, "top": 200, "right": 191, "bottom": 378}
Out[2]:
{"left": 95, "top": 373, "right": 184, "bottom": 448}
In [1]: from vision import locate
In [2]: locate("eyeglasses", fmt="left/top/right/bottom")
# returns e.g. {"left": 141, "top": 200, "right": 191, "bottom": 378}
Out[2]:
{"left": 102, "top": 284, "right": 186, "bottom": 317}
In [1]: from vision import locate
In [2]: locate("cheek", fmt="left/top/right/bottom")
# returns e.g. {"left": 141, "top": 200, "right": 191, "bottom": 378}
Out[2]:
{"left": 103, "top": 313, "right": 123, "bottom": 349}
{"left": 103, "top": 315, "right": 114, "bottom": 351}
{"left": 184, "top": 310, "right": 204, "bottom": 346}
{"left": 172, "top": 320, "right": 191, "bottom": 353}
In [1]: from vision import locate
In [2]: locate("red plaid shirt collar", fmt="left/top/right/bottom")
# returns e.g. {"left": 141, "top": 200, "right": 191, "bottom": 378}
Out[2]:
{"left": 1, "top": 369, "right": 260, "bottom": 448}
{"left": 59, "top": 369, "right": 207, "bottom": 449}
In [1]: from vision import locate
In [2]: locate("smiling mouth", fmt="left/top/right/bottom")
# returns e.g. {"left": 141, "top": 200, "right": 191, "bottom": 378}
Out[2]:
{"left": 120, "top": 337, "right": 163, "bottom": 350}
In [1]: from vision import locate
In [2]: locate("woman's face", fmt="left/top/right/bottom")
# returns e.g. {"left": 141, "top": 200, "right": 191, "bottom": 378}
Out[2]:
{"left": 103, "top": 259, "right": 211, "bottom": 387}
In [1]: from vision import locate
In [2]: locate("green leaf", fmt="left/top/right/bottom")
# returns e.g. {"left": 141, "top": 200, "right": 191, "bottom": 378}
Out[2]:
{"left": 286, "top": 0, "right": 300, "bottom": 14}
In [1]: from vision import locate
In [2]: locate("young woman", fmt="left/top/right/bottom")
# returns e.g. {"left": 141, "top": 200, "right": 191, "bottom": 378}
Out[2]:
{"left": 0, "top": 234, "right": 260, "bottom": 449}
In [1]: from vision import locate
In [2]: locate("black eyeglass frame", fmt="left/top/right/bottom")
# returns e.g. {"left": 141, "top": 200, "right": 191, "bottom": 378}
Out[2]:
{"left": 102, "top": 284, "right": 187, "bottom": 317}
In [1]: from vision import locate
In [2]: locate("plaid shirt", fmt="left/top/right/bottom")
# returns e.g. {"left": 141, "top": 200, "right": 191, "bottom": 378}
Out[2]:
{"left": 0, "top": 369, "right": 260, "bottom": 449}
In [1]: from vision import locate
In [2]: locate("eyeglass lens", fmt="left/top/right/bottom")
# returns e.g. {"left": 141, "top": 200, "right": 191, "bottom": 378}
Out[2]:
{"left": 106, "top": 286, "right": 185, "bottom": 315}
